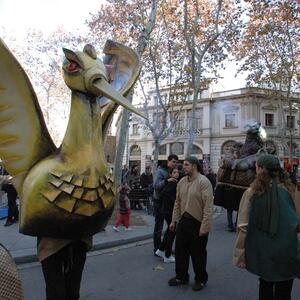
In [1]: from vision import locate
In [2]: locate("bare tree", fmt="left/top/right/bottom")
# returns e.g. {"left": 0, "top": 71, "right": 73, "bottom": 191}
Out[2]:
{"left": 182, "top": 0, "right": 243, "bottom": 154}
{"left": 87, "top": 0, "right": 159, "bottom": 185}
{"left": 235, "top": 0, "right": 300, "bottom": 163}
{"left": 135, "top": 1, "right": 189, "bottom": 173}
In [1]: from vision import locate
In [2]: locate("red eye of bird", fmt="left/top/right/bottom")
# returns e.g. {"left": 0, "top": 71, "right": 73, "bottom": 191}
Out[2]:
{"left": 68, "top": 61, "right": 79, "bottom": 72}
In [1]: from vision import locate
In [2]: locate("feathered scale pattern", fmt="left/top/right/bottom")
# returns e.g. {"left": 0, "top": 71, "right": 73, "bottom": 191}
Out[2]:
{"left": 41, "top": 170, "right": 116, "bottom": 216}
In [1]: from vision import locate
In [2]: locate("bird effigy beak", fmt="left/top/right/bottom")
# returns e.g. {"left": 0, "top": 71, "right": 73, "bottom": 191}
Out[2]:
{"left": 92, "top": 78, "right": 146, "bottom": 119}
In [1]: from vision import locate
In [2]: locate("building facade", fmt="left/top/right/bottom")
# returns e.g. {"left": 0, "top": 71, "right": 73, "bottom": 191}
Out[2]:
{"left": 121, "top": 87, "right": 300, "bottom": 173}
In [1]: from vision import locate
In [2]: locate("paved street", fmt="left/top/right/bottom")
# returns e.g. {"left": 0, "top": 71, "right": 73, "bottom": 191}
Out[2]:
{"left": 18, "top": 213, "right": 300, "bottom": 300}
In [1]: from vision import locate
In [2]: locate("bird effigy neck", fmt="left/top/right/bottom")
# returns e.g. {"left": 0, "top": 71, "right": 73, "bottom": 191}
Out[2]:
{"left": 60, "top": 92, "right": 105, "bottom": 166}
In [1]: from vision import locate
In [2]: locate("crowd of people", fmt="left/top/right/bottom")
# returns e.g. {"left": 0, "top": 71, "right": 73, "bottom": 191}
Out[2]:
{"left": 149, "top": 153, "right": 300, "bottom": 297}
{"left": 1, "top": 154, "right": 300, "bottom": 299}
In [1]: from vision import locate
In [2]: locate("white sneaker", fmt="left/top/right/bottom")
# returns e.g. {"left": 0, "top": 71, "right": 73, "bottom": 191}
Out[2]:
{"left": 125, "top": 227, "right": 132, "bottom": 231}
{"left": 155, "top": 249, "right": 165, "bottom": 259}
{"left": 113, "top": 226, "right": 119, "bottom": 232}
{"left": 164, "top": 255, "right": 175, "bottom": 263}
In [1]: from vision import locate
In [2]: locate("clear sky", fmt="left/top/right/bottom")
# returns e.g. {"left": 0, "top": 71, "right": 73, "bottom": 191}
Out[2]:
{"left": 212, "top": 61, "right": 247, "bottom": 93}
{"left": 0, "top": 0, "right": 105, "bottom": 36}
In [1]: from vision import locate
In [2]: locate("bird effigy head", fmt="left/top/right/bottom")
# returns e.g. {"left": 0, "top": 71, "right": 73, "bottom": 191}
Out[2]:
{"left": 62, "top": 44, "right": 107, "bottom": 94}
{"left": 62, "top": 43, "right": 145, "bottom": 118}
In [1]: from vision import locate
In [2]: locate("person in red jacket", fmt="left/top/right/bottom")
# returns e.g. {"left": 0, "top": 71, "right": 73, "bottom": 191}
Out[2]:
{"left": 113, "top": 183, "right": 132, "bottom": 231}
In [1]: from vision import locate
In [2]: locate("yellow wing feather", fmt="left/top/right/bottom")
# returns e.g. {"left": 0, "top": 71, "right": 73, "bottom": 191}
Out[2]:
{"left": 0, "top": 38, "right": 56, "bottom": 193}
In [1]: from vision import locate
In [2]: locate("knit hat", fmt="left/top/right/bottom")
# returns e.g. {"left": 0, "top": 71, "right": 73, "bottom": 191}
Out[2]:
{"left": 256, "top": 154, "right": 281, "bottom": 174}
{"left": 184, "top": 156, "right": 204, "bottom": 174}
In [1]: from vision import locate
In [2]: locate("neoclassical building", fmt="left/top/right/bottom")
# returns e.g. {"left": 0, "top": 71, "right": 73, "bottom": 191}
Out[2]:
{"left": 120, "top": 87, "right": 300, "bottom": 173}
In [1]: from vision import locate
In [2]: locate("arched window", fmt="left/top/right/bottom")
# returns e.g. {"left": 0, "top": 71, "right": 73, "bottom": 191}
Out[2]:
{"left": 159, "top": 144, "right": 167, "bottom": 155}
{"left": 130, "top": 145, "right": 141, "bottom": 156}
{"left": 170, "top": 142, "right": 184, "bottom": 155}
{"left": 221, "top": 140, "right": 236, "bottom": 156}
{"left": 191, "top": 144, "right": 202, "bottom": 155}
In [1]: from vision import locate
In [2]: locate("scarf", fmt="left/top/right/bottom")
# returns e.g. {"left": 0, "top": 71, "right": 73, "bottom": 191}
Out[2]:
{"left": 252, "top": 154, "right": 281, "bottom": 236}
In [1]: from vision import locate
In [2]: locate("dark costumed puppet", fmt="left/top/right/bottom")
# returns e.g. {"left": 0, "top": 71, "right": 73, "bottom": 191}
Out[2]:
{"left": 0, "top": 38, "right": 144, "bottom": 239}
{"left": 214, "top": 123, "right": 270, "bottom": 211}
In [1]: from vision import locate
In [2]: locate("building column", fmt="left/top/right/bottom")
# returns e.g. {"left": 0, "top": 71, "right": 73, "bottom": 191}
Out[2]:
{"left": 241, "top": 102, "right": 246, "bottom": 129}
{"left": 166, "top": 143, "right": 171, "bottom": 156}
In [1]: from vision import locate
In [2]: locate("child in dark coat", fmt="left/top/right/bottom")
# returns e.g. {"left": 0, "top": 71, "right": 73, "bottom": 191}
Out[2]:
{"left": 113, "top": 184, "right": 132, "bottom": 231}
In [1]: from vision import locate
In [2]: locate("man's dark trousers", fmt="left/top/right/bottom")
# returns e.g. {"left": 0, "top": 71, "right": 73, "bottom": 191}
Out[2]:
{"left": 175, "top": 215, "right": 208, "bottom": 283}
{"left": 160, "top": 213, "right": 176, "bottom": 257}
{"left": 153, "top": 198, "right": 164, "bottom": 252}
{"left": 41, "top": 241, "right": 87, "bottom": 300}
{"left": 259, "top": 278, "right": 294, "bottom": 300}
{"left": 2, "top": 184, "right": 18, "bottom": 221}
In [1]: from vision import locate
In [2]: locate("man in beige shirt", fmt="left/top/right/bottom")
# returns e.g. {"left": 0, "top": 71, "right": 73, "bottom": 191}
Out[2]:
{"left": 168, "top": 156, "right": 214, "bottom": 291}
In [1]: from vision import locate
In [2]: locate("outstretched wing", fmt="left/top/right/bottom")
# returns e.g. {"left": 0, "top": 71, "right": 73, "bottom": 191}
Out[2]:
{"left": 99, "top": 40, "right": 141, "bottom": 141}
{"left": 0, "top": 38, "right": 56, "bottom": 193}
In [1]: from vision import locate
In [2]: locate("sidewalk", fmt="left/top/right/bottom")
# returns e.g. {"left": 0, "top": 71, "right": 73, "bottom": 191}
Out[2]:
{"left": 0, "top": 209, "right": 154, "bottom": 264}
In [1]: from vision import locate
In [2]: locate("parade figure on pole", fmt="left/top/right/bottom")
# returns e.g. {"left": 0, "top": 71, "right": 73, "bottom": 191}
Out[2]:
{"left": 214, "top": 123, "right": 268, "bottom": 231}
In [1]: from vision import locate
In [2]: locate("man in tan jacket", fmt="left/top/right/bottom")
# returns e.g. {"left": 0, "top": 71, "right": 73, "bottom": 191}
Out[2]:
{"left": 168, "top": 156, "right": 214, "bottom": 291}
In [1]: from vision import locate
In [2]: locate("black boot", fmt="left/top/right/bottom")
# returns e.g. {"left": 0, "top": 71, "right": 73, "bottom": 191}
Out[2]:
{"left": 227, "top": 210, "right": 235, "bottom": 232}
{"left": 4, "top": 219, "right": 14, "bottom": 226}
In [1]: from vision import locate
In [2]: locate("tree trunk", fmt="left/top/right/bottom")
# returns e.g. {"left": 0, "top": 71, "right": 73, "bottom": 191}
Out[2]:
{"left": 187, "top": 85, "right": 200, "bottom": 155}
{"left": 152, "top": 139, "right": 160, "bottom": 176}
{"left": 288, "top": 99, "right": 293, "bottom": 164}
{"left": 113, "top": 0, "right": 158, "bottom": 185}
{"left": 277, "top": 96, "right": 288, "bottom": 157}
{"left": 114, "top": 92, "right": 133, "bottom": 187}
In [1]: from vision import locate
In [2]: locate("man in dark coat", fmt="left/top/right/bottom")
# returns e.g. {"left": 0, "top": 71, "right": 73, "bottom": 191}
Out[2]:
{"left": 0, "top": 167, "right": 19, "bottom": 226}
{"left": 140, "top": 165, "right": 153, "bottom": 189}
{"left": 153, "top": 154, "right": 178, "bottom": 256}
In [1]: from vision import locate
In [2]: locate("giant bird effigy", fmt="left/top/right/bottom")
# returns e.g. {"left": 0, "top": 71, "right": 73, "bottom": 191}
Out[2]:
{"left": 0, "top": 39, "right": 144, "bottom": 238}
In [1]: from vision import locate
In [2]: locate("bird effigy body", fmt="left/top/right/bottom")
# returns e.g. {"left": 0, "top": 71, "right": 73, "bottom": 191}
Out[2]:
{"left": 0, "top": 39, "right": 143, "bottom": 238}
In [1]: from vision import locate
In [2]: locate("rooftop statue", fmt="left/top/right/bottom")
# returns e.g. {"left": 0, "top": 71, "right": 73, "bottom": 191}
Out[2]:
{"left": 0, "top": 39, "right": 144, "bottom": 238}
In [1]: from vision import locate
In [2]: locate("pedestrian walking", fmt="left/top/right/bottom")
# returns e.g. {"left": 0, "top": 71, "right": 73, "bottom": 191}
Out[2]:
{"left": 113, "top": 183, "right": 132, "bottom": 231}
{"left": 168, "top": 156, "right": 214, "bottom": 291}
{"left": 153, "top": 154, "right": 178, "bottom": 256}
{"left": 140, "top": 165, "right": 153, "bottom": 189}
{"left": 121, "top": 164, "right": 130, "bottom": 185}
{"left": 129, "top": 165, "right": 142, "bottom": 209}
{"left": 0, "top": 167, "right": 19, "bottom": 226}
{"left": 233, "top": 154, "right": 300, "bottom": 300}
{"left": 155, "top": 168, "right": 179, "bottom": 263}
{"left": 205, "top": 167, "right": 217, "bottom": 193}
